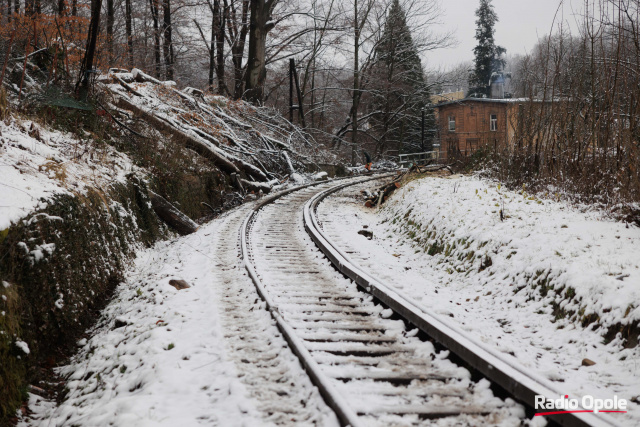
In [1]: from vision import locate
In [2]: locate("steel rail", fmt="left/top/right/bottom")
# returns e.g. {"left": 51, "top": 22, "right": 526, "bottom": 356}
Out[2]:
{"left": 239, "top": 174, "right": 392, "bottom": 427}
{"left": 303, "top": 179, "right": 619, "bottom": 427}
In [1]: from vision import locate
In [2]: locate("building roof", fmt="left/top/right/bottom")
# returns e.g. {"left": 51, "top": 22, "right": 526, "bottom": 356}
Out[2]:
{"left": 431, "top": 90, "right": 465, "bottom": 104}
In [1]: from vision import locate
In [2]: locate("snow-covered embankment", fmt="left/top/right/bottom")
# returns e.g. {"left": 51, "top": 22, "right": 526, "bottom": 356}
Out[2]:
{"left": 318, "top": 174, "right": 640, "bottom": 425}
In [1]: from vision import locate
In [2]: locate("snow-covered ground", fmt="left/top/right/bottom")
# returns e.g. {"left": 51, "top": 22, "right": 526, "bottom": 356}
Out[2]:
{"left": 318, "top": 174, "right": 640, "bottom": 426}
{"left": 21, "top": 203, "right": 336, "bottom": 426}
{"left": 0, "top": 118, "right": 135, "bottom": 230}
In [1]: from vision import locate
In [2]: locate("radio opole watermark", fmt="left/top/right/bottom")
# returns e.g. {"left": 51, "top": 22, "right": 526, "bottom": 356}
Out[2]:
{"left": 534, "top": 395, "right": 628, "bottom": 416}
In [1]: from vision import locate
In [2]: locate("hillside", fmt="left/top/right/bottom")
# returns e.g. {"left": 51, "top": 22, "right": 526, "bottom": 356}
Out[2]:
{"left": 0, "top": 73, "right": 344, "bottom": 422}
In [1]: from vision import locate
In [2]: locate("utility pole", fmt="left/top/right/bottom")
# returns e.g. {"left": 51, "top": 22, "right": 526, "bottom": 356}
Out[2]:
{"left": 289, "top": 59, "right": 294, "bottom": 122}
{"left": 288, "top": 58, "right": 306, "bottom": 128}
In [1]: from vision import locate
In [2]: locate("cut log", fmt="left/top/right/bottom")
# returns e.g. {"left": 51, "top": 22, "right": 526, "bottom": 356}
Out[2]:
{"left": 149, "top": 190, "right": 199, "bottom": 235}
{"left": 131, "top": 68, "right": 162, "bottom": 85}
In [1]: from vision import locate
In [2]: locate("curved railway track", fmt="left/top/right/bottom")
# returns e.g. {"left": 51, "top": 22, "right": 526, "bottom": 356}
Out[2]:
{"left": 239, "top": 175, "right": 619, "bottom": 427}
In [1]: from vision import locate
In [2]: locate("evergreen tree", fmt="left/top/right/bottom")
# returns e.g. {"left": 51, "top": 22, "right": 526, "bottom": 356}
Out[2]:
{"left": 372, "top": 0, "right": 434, "bottom": 155}
{"left": 469, "top": 0, "right": 505, "bottom": 96}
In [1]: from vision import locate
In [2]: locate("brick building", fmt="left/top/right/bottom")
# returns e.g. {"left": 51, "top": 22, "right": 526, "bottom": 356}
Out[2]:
{"left": 434, "top": 98, "right": 519, "bottom": 161}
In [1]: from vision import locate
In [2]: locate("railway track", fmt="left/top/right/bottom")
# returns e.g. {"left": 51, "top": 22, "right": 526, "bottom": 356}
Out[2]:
{"left": 239, "top": 176, "right": 619, "bottom": 427}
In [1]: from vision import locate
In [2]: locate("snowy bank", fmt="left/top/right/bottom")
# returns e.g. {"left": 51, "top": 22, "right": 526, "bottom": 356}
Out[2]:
{"left": 317, "top": 174, "right": 640, "bottom": 425}
{"left": 0, "top": 119, "right": 134, "bottom": 230}
{"left": 381, "top": 175, "right": 640, "bottom": 341}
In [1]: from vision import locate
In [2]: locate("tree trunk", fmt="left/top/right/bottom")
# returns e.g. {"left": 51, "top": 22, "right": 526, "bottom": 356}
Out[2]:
{"left": 71, "top": 0, "right": 76, "bottom": 16}
{"left": 350, "top": 0, "right": 360, "bottom": 166}
{"left": 77, "top": 0, "right": 103, "bottom": 95}
{"left": 244, "top": 0, "right": 275, "bottom": 104}
{"left": 231, "top": 0, "right": 249, "bottom": 99}
{"left": 162, "top": 0, "right": 173, "bottom": 80}
{"left": 125, "top": 0, "right": 133, "bottom": 68}
{"left": 149, "top": 0, "right": 162, "bottom": 78}
{"left": 208, "top": 2, "right": 216, "bottom": 87}
{"left": 14, "top": 0, "right": 19, "bottom": 14}
{"left": 215, "top": 0, "right": 226, "bottom": 94}
{"left": 148, "top": 191, "right": 199, "bottom": 235}
{"left": 107, "top": 0, "right": 114, "bottom": 65}
{"left": 57, "top": 0, "right": 64, "bottom": 15}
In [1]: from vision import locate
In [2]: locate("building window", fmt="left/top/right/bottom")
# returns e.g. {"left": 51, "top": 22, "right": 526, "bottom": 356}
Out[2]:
{"left": 449, "top": 116, "right": 456, "bottom": 132}
{"left": 490, "top": 114, "right": 497, "bottom": 131}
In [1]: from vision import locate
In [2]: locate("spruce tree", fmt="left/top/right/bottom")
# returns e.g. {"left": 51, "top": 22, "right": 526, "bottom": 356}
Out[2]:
{"left": 469, "top": 0, "right": 506, "bottom": 96}
{"left": 373, "top": 0, "right": 433, "bottom": 154}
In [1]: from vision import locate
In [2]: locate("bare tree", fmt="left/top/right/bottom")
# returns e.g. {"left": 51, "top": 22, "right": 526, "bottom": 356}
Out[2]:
{"left": 244, "top": 0, "right": 277, "bottom": 103}
{"left": 77, "top": 0, "right": 103, "bottom": 94}
{"left": 162, "top": 0, "right": 174, "bottom": 79}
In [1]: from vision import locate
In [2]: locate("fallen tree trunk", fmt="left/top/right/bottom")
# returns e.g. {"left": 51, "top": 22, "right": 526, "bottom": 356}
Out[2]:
{"left": 240, "top": 178, "right": 278, "bottom": 194}
{"left": 282, "top": 151, "right": 295, "bottom": 175}
{"left": 115, "top": 75, "right": 142, "bottom": 96}
{"left": 132, "top": 67, "right": 166, "bottom": 85}
{"left": 238, "top": 159, "right": 269, "bottom": 182}
{"left": 417, "top": 164, "right": 454, "bottom": 174}
{"left": 116, "top": 97, "right": 240, "bottom": 176}
{"left": 149, "top": 190, "right": 199, "bottom": 235}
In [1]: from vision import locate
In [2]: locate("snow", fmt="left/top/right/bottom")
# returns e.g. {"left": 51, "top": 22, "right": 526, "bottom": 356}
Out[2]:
{"left": 0, "top": 119, "right": 136, "bottom": 231}
{"left": 248, "top": 183, "right": 528, "bottom": 426}
{"left": 15, "top": 340, "right": 30, "bottom": 355}
{"left": 318, "top": 174, "right": 640, "bottom": 425}
{"left": 21, "top": 203, "right": 336, "bottom": 427}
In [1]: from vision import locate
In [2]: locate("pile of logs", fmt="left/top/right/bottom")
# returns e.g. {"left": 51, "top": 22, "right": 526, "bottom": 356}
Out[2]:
{"left": 363, "top": 181, "right": 401, "bottom": 207}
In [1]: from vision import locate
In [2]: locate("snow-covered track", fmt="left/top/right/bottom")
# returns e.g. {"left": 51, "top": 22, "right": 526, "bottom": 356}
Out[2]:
{"left": 304, "top": 180, "right": 619, "bottom": 427}
{"left": 240, "top": 176, "right": 528, "bottom": 426}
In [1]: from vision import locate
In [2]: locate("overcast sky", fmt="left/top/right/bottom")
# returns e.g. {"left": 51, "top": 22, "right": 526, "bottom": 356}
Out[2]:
{"left": 426, "top": 0, "right": 583, "bottom": 70}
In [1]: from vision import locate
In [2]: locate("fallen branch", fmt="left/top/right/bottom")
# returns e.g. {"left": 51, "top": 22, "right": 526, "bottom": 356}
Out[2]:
{"left": 201, "top": 201, "right": 217, "bottom": 215}
{"left": 115, "top": 75, "right": 143, "bottom": 96}
{"left": 96, "top": 100, "right": 149, "bottom": 139}
{"left": 364, "top": 181, "right": 401, "bottom": 207}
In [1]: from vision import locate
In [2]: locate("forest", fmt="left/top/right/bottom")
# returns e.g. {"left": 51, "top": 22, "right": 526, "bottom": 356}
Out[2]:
{"left": 1, "top": 0, "right": 638, "bottom": 209}
{"left": 0, "top": 0, "right": 453, "bottom": 166}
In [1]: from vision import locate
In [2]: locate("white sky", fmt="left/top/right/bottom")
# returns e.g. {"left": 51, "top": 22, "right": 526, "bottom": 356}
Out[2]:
{"left": 426, "top": 0, "right": 583, "bottom": 70}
